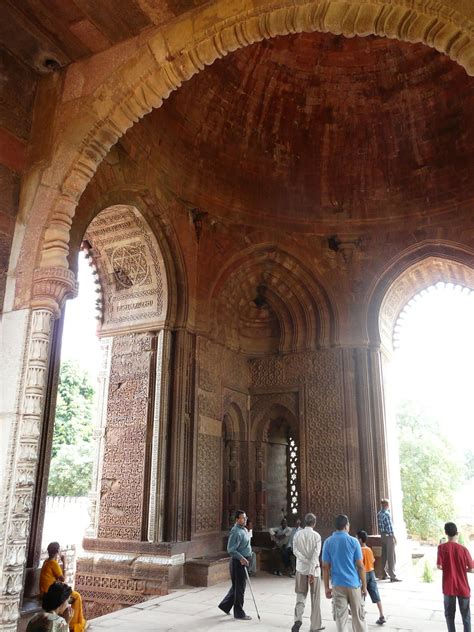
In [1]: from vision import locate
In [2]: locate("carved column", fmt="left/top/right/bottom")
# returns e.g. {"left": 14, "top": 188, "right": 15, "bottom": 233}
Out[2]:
{"left": 86, "top": 337, "right": 113, "bottom": 538}
{"left": 254, "top": 441, "right": 265, "bottom": 531}
{"left": 27, "top": 313, "right": 65, "bottom": 568}
{"left": 369, "top": 349, "right": 390, "bottom": 502}
{"left": 164, "top": 330, "right": 195, "bottom": 542}
{"left": 354, "top": 348, "right": 379, "bottom": 534}
{"left": 147, "top": 329, "right": 172, "bottom": 542}
{"left": 0, "top": 267, "right": 76, "bottom": 631}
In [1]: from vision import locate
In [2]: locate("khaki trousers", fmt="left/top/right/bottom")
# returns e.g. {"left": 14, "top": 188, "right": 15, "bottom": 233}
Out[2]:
{"left": 332, "top": 585, "right": 367, "bottom": 632}
{"left": 381, "top": 533, "right": 397, "bottom": 580}
{"left": 294, "top": 571, "right": 322, "bottom": 631}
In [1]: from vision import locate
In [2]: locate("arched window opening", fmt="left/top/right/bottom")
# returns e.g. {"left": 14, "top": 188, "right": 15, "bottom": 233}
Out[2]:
{"left": 386, "top": 281, "right": 474, "bottom": 543}
{"left": 266, "top": 418, "right": 299, "bottom": 527}
{"left": 288, "top": 435, "right": 299, "bottom": 517}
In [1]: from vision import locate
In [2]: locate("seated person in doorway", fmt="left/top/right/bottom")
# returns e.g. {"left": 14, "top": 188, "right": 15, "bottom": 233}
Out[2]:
{"left": 288, "top": 518, "right": 302, "bottom": 578}
{"left": 40, "top": 542, "right": 87, "bottom": 632}
{"left": 270, "top": 517, "right": 292, "bottom": 575}
{"left": 357, "top": 530, "right": 386, "bottom": 626}
{"left": 246, "top": 518, "right": 257, "bottom": 576}
{"left": 27, "top": 581, "right": 73, "bottom": 632}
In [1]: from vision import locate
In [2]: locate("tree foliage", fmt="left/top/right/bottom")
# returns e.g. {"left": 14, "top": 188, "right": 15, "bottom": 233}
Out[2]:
{"left": 48, "top": 361, "right": 95, "bottom": 496}
{"left": 396, "top": 400, "right": 462, "bottom": 540}
{"left": 47, "top": 444, "right": 94, "bottom": 497}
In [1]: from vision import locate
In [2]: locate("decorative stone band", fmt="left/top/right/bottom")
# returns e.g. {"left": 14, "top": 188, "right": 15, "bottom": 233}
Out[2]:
{"left": 31, "top": 267, "right": 78, "bottom": 316}
{"left": 78, "top": 551, "right": 186, "bottom": 566}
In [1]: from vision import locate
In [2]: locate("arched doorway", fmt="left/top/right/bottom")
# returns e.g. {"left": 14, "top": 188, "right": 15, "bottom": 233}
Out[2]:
{"left": 372, "top": 250, "right": 474, "bottom": 539}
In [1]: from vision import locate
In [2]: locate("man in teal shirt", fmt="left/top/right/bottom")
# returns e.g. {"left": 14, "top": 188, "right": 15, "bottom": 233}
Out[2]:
{"left": 322, "top": 514, "right": 367, "bottom": 632}
{"left": 218, "top": 510, "right": 252, "bottom": 620}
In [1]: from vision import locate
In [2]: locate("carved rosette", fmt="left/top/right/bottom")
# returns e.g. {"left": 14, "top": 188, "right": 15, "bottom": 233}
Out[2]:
{"left": 32, "top": 267, "right": 78, "bottom": 316}
{"left": 1, "top": 308, "right": 55, "bottom": 629}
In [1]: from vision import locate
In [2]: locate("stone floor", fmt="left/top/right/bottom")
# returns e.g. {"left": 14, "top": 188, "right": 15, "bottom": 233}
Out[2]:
{"left": 88, "top": 571, "right": 472, "bottom": 631}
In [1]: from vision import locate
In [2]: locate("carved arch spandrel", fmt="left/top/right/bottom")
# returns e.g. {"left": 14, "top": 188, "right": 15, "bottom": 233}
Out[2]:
{"left": 71, "top": 187, "right": 188, "bottom": 329}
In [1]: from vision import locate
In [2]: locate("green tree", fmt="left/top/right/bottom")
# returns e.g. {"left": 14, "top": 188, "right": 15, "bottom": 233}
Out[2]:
{"left": 48, "top": 361, "right": 95, "bottom": 496}
{"left": 396, "top": 400, "right": 462, "bottom": 540}
{"left": 52, "top": 361, "right": 94, "bottom": 458}
{"left": 47, "top": 444, "right": 94, "bottom": 496}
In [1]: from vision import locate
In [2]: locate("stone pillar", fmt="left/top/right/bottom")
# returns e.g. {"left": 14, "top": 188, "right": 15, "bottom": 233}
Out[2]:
{"left": 147, "top": 329, "right": 172, "bottom": 543}
{"left": 95, "top": 332, "right": 156, "bottom": 541}
{"left": 0, "top": 266, "right": 76, "bottom": 631}
{"left": 353, "top": 347, "right": 380, "bottom": 534}
{"left": 27, "top": 313, "right": 65, "bottom": 568}
{"left": 86, "top": 337, "right": 113, "bottom": 538}
{"left": 164, "top": 330, "right": 195, "bottom": 542}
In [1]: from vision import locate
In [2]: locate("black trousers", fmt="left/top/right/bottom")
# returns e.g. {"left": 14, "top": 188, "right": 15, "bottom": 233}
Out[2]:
{"left": 218, "top": 558, "right": 248, "bottom": 618}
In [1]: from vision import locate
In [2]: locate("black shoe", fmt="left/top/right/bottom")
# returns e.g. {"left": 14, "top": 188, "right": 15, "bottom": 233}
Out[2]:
{"left": 376, "top": 616, "right": 387, "bottom": 625}
{"left": 235, "top": 615, "right": 252, "bottom": 620}
{"left": 291, "top": 622, "right": 302, "bottom": 632}
{"left": 218, "top": 605, "right": 230, "bottom": 615}
{"left": 390, "top": 578, "right": 402, "bottom": 582}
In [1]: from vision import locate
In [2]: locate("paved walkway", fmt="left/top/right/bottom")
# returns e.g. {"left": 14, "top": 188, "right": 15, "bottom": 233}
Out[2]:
{"left": 89, "top": 571, "right": 471, "bottom": 631}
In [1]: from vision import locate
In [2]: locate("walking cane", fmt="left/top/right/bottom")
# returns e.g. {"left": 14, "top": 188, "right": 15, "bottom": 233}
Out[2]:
{"left": 244, "top": 566, "right": 261, "bottom": 620}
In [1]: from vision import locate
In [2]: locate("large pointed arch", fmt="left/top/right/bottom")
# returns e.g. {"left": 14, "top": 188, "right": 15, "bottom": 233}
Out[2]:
{"left": 367, "top": 240, "right": 474, "bottom": 350}
{"left": 12, "top": 0, "right": 474, "bottom": 308}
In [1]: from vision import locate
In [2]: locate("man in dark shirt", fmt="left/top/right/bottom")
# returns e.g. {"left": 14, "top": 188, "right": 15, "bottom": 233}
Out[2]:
{"left": 437, "top": 522, "right": 473, "bottom": 632}
{"left": 377, "top": 499, "right": 401, "bottom": 582}
{"left": 218, "top": 509, "right": 252, "bottom": 620}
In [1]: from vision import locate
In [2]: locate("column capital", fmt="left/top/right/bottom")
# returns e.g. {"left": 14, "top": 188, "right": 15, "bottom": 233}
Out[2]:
{"left": 31, "top": 267, "right": 78, "bottom": 316}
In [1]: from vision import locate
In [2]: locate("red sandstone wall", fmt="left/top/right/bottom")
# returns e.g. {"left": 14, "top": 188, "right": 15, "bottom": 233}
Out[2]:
{"left": 0, "top": 49, "right": 36, "bottom": 310}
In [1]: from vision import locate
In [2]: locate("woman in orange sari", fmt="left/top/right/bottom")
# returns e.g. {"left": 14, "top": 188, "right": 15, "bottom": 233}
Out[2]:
{"left": 40, "top": 542, "right": 87, "bottom": 632}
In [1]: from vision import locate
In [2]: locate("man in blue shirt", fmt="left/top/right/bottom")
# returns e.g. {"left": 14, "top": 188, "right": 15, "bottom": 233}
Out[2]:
{"left": 322, "top": 514, "right": 367, "bottom": 632}
{"left": 377, "top": 499, "right": 401, "bottom": 582}
{"left": 218, "top": 509, "right": 252, "bottom": 620}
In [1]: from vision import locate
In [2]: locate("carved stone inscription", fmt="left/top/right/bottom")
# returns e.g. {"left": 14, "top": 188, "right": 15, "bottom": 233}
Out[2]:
{"left": 250, "top": 349, "right": 347, "bottom": 527}
{"left": 195, "top": 433, "right": 221, "bottom": 533}
{"left": 195, "top": 336, "right": 249, "bottom": 533}
{"left": 97, "top": 333, "right": 153, "bottom": 540}
{"left": 85, "top": 205, "right": 167, "bottom": 333}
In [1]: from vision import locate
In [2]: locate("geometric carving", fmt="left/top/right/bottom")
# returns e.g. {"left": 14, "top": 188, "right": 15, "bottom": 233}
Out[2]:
{"left": 111, "top": 243, "right": 149, "bottom": 288}
{"left": 97, "top": 332, "right": 154, "bottom": 540}
{"left": 249, "top": 348, "right": 348, "bottom": 527}
{"left": 195, "top": 433, "right": 221, "bottom": 533}
{"left": 85, "top": 205, "right": 167, "bottom": 334}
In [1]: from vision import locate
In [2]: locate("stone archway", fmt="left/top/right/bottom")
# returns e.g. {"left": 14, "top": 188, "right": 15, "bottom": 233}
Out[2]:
{"left": 10, "top": 0, "right": 474, "bottom": 311}
{"left": 367, "top": 241, "right": 474, "bottom": 351}
{"left": 365, "top": 241, "right": 474, "bottom": 530}
{"left": 3, "top": 1, "right": 474, "bottom": 626}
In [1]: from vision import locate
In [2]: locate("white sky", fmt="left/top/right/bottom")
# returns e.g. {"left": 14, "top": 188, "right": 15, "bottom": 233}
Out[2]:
{"left": 61, "top": 253, "right": 101, "bottom": 382}
{"left": 391, "top": 283, "right": 474, "bottom": 452}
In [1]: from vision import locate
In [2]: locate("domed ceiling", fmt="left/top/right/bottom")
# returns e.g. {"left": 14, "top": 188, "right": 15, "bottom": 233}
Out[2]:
{"left": 131, "top": 32, "right": 474, "bottom": 229}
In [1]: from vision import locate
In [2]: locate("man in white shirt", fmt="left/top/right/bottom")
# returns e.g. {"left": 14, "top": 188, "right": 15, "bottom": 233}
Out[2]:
{"left": 291, "top": 513, "right": 325, "bottom": 632}
{"left": 270, "top": 518, "right": 293, "bottom": 575}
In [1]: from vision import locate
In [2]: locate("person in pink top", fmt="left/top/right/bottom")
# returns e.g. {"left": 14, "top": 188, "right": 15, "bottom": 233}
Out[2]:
{"left": 437, "top": 522, "right": 473, "bottom": 632}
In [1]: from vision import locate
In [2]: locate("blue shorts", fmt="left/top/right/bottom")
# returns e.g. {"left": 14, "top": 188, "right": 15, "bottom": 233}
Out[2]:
{"left": 366, "top": 570, "right": 380, "bottom": 603}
